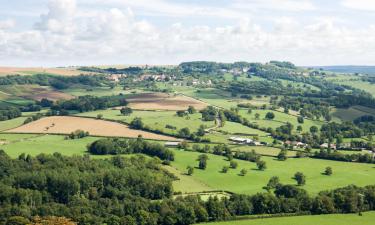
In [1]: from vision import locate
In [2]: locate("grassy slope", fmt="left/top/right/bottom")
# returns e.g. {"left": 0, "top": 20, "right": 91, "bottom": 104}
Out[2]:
{"left": 0, "top": 134, "right": 100, "bottom": 158}
{"left": 0, "top": 117, "right": 26, "bottom": 131}
{"left": 238, "top": 109, "right": 323, "bottom": 132}
{"left": 77, "top": 109, "right": 215, "bottom": 136}
{"left": 171, "top": 149, "right": 375, "bottom": 195}
{"left": 197, "top": 211, "right": 375, "bottom": 225}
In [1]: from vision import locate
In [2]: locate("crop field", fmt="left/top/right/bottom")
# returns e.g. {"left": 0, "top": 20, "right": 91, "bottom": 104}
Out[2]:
{"left": 126, "top": 92, "right": 208, "bottom": 110}
{"left": 198, "top": 211, "right": 375, "bottom": 225}
{"left": 331, "top": 105, "right": 375, "bottom": 121}
{"left": 77, "top": 109, "right": 215, "bottom": 136}
{"left": 170, "top": 149, "right": 375, "bottom": 195}
{"left": 0, "top": 85, "right": 74, "bottom": 101}
{"left": 238, "top": 109, "right": 323, "bottom": 132}
{"left": 7, "top": 116, "right": 178, "bottom": 140}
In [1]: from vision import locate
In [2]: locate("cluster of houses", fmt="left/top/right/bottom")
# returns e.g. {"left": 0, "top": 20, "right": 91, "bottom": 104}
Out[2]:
{"left": 229, "top": 137, "right": 264, "bottom": 146}
{"left": 133, "top": 74, "right": 174, "bottom": 82}
{"left": 284, "top": 140, "right": 308, "bottom": 149}
{"left": 107, "top": 74, "right": 127, "bottom": 82}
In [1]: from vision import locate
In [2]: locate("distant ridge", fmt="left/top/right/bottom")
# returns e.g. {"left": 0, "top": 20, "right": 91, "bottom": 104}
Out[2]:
{"left": 308, "top": 65, "right": 375, "bottom": 75}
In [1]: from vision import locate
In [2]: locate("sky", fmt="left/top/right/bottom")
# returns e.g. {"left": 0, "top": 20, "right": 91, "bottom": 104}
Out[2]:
{"left": 1, "top": 0, "right": 375, "bottom": 67}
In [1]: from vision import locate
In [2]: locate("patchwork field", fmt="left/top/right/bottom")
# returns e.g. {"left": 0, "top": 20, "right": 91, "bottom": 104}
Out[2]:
{"left": 0, "top": 85, "right": 74, "bottom": 101}
{"left": 170, "top": 149, "right": 375, "bottom": 195}
{"left": 126, "top": 92, "right": 208, "bottom": 110}
{"left": 7, "top": 116, "right": 178, "bottom": 141}
{"left": 198, "top": 211, "right": 375, "bottom": 225}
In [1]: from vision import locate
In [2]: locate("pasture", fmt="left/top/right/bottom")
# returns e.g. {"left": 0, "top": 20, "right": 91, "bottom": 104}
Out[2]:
{"left": 7, "top": 116, "right": 178, "bottom": 141}
{"left": 197, "top": 211, "right": 375, "bottom": 225}
{"left": 238, "top": 109, "right": 323, "bottom": 132}
{"left": 0, "top": 117, "right": 26, "bottom": 131}
{"left": 170, "top": 149, "right": 375, "bottom": 195}
{"left": 77, "top": 109, "right": 215, "bottom": 136}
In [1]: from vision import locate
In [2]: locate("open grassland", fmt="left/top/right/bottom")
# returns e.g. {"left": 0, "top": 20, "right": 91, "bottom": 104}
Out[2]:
{"left": 126, "top": 92, "right": 208, "bottom": 111}
{"left": 0, "top": 133, "right": 100, "bottom": 158}
{"left": 238, "top": 109, "right": 323, "bottom": 132}
{"left": 218, "top": 121, "right": 269, "bottom": 136}
{"left": 0, "top": 66, "right": 88, "bottom": 76}
{"left": 197, "top": 211, "right": 375, "bottom": 225}
{"left": 170, "top": 149, "right": 375, "bottom": 195}
{"left": 0, "top": 117, "right": 26, "bottom": 131}
{"left": 163, "top": 165, "right": 214, "bottom": 193}
{"left": 62, "top": 86, "right": 147, "bottom": 97}
{"left": 7, "top": 116, "right": 178, "bottom": 141}
{"left": 231, "top": 145, "right": 297, "bottom": 157}
{"left": 78, "top": 109, "right": 215, "bottom": 136}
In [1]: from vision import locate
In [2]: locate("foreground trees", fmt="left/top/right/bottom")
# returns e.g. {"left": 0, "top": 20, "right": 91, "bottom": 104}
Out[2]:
{"left": 2, "top": 149, "right": 375, "bottom": 224}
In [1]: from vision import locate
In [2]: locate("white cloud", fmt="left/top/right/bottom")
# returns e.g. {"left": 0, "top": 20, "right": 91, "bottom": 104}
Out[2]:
{"left": 342, "top": 0, "right": 375, "bottom": 11}
{"left": 1, "top": 0, "right": 375, "bottom": 66}
{"left": 232, "top": 0, "right": 316, "bottom": 12}
{"left": 34, "top": 0, "right": 76, "bottom": 33}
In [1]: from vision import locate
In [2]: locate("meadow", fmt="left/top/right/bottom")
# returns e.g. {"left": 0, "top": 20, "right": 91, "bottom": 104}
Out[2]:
{"left": 238, "top": 109, "right": 323, "bottom": 132}
{"left": 0, "top": 134, "right": 100, "bottom": 158}
{"left": 170, "top": 149, "right": 375, "bottom": 195}
{"left": 77, "top": 109, "right": 215, "bottom": 136}
{"left": 197, "top": 211, "right": 375, "bottom": 225}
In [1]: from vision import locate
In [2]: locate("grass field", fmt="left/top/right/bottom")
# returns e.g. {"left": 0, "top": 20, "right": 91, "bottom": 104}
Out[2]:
{"left": 0, "top": 134, "right": 100, "bottom": 158}
{"left": 198, "top": 211, "right": 375, "bottom": 225}
{"left": 218, "top": 122, "right": 269, "bottom": 136}
{"left": 231, "top": 145, "right": 297, "bottom": 157}
{"left": 77, "top": 109, "right": 215, "bottom": 136}
{"left": 0, "top": 117, "right": 26, "bottom": 131}
{"left": 170, "top": 149, "right": 375, "bottom": 195}
{"left": 238, "top": 109, "right": 323, "bottom": 132}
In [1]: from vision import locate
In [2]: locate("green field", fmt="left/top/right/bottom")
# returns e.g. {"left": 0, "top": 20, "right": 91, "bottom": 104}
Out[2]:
{"left": 198, "top": 211, "right": 375, "bottom": 225}
{"left": 77, "top": 109, "right": 215, "bottom": 136}
{"left": 238, "top": 109, "right": 323, "bottom": 132}
{"left": 0, "top": 134, "right": 100, "bottom": 158}
{"left": 0, "top": 117, "right": 26, "bottom": 131}
{"left": 170, "top": 149, "right": 375, "bottom": 195}
{"left": 218, "top": 121, "right": 269, "bottom": 136}
{"left": 232, "top": 145, "right": 297, "bottom": 157}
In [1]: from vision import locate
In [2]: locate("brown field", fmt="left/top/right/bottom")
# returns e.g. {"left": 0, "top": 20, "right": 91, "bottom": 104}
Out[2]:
{"left": 7, "top": 116, "right": 178, "bottom": 141}
{"left": 0, "top": 67, "right": 88, "bottom": 76}
{"left": 126, "top": 93, "right": 208, "bottom": 111}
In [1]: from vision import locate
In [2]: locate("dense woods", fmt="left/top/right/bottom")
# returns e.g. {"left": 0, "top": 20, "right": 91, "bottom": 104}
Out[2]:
{"left": 1, "top": 150, "right": 375, "bottom": 224}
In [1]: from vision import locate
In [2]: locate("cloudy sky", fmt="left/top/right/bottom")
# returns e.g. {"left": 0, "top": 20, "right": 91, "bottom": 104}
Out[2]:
{"left": 1, "top": 0, "right": 375, "bottom": 67}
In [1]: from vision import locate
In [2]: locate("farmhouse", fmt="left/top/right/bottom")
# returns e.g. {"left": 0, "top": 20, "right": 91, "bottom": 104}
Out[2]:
{"left": 320, "top": 143, "right": 337, "bottom": 150}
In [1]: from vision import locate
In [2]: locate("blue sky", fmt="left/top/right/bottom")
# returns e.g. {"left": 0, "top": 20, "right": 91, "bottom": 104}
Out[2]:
{"left": 1, "top": 0, "right": 375, "bottom": 66}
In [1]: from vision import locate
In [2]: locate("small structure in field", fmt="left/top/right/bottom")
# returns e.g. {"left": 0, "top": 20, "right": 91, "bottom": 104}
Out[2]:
{"left": 164, "top": 141, "right": 181, "bottom": 147}
{"left": 229, "top": 137, "right": 262, "bottom": 146}
{"left": 320, "top": 143, "right": 337, "bottom": 150}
